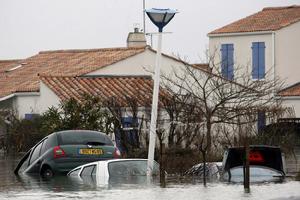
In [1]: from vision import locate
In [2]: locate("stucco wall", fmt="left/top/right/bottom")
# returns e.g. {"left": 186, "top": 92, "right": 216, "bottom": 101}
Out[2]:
{"left": 276, "top": 21, "right": 300, "bottom": 87}
{"left": 282, "top": 97, "right": 300, "bottom": 118}
{"left": 86, "top": 49, "right": 185, "bottom": 77}
{"left": 38, "top": 82, "right": 61, "bottom": 114}
{"left": 209, "top": 33, "right": 273, "bottom": 79}
{"left": 14, "top": 94, "right": 40, "bottom": 119}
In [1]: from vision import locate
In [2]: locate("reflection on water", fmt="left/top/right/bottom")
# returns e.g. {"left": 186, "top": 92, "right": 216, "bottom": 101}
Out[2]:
{"left": 0, "top": 156, "right": 300, "bottom": 200}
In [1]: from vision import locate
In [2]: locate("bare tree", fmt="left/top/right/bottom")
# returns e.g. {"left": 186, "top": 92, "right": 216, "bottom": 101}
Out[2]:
{"left": 161, "top": 53, "right": 285, "bottom": 185}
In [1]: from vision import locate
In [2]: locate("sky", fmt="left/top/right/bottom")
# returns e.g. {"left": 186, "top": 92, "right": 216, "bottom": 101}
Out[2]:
{"left": 0, "top": 0, "right": 299, "bottom": 63}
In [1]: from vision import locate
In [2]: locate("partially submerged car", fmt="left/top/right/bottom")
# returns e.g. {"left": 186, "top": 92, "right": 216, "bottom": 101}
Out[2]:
{"left": 185, "top": 162, "right": 222, "bottom": 179}
{"left": 67, "top": 159, "right": 160, "bottom": 185}
{"left": 14, "top": 130, "right": 121, "bottom": 178}
{"left": 222, "top": 145, "right": 286, "bottom": 183}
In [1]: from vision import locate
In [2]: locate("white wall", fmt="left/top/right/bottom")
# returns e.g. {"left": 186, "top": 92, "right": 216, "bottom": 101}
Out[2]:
{"left": 209, "top": 33, "right": 273, "bottom": 79}
{"left": 13, "top": 94, "right": 40, "bottom": 119}
{"left": 86, "top": 49, "right": 186, "bottom": 77}
{"left": 276, "top": 21, "right": 300, "bottom": 87}
{"left": 38, "top": 82, "right": 61, "bottom": 114}
{"left": 282, "top": 97, "right": 300, "bottom": 118}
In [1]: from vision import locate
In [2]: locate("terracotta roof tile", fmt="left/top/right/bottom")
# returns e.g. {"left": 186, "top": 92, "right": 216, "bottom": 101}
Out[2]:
{"left": 0, "top": 47, "right": 146, "bottom": 98}
{"left": 209, "top": 5, "right": 300, "bottom": 34}
{"left": 0, "top": 59, "right": 23, "bottom": 73}
{"left": 40, "top": 76, "right": 163, "bottom": 107}
{"left": 278, "top": 82, "right": 300, "bottom": 96}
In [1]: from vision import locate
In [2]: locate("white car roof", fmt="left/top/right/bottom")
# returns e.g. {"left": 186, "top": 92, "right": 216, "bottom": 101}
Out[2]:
{"left": 68, "top": 158, "right": 149, "bottom": 175}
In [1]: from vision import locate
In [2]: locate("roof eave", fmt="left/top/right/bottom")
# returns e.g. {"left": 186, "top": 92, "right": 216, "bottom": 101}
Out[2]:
{"left": 208, "top": 30, "right": 274, "bottom": 37}
{"left": 0, "top": 92, "right": 40, "bottom": 102}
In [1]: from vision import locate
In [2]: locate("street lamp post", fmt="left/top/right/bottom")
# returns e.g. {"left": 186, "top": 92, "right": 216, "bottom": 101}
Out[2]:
{"left": 145, "top": 8, "right": 177, "bottom": 176}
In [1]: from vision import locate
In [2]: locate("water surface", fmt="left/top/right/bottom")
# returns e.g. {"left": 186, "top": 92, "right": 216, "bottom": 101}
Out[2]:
{"left": 1, "top": 156, "right": 299, "bottom": 200}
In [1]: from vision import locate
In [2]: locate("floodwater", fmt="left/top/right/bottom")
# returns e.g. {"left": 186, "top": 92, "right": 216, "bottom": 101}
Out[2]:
{"left": 1, "top": 156, "right": 300, "bottom": 200}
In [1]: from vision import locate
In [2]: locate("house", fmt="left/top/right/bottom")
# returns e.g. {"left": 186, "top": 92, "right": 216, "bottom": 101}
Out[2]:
{"left": 279, "top": 82, "right": 300, "bottom": 116}
{"left": 0, "top": 41, "right": 187, "bottom": 119}
{"left": 208, "top": 5, "right": 300, "bottom": 117}
{"left": 208, "top": 5, "right": 300, "bottom": 85}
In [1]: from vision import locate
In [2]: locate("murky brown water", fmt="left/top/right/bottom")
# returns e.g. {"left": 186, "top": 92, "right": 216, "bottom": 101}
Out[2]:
{"left": 0, "top": 156, "right": 300, "bottom": 200}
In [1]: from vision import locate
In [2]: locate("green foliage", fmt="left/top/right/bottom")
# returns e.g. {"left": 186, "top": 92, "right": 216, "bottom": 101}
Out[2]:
{"left": 10, "top": 117, "right": 46, "bottom": 152}
{"left": 41, "top": 95, "right": 113, "bottom": 135}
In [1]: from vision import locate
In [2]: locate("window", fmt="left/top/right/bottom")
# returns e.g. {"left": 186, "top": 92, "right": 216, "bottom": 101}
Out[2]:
{"left": 40, "top": 138, "right": 48, "bottom": 155}
{"left": 80, "top": 165, "right": 96, "bottom": 176}
{"left": 29, "top": 141, "right": 43, "bottom": 164}
{"left": 58, "top": 131, "right": 113, "bottom": 146}
{"left": 221, "top": 44, "right": 234, "bottom": 80}
{"left": 69, "top": 168, "right": 81, "bottom": 176}
{"left": 252, "top": 42, "right": 265, "bottom": 79}
{"left": 24, "top": 113, "right": 40, "bottom": 120}
{"left": 257, "top": 111, "right": 266, "bottom": 133}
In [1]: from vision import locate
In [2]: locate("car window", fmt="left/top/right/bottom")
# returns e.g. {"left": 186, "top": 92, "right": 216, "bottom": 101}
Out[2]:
{"left": 29, "top": 142, "right": 43, "bottom": 164}
{"left": 108, "top": 160, "right": 159, "bottom": 177}
{"left": 19, "top": 155, "right": 30, "bottom": 172}
{"left": 69, "top": 168, "right": 81, "bottom": 176}
{"left": 58, "top": 131, "right": 113, "bottom": 146}
{"left": 40, "top": 138, "right": 48, "bottom": 155}
{"left": 81, "top": 165, "right": 96, "bottom": 176}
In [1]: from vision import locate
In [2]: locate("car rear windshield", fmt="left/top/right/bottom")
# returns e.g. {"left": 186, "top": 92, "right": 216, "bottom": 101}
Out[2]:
{"left": 57, "top": 131, "right": 113, "bottom": 146}
{"left": 224, "top": 146, "right": 283, "bottom": 173}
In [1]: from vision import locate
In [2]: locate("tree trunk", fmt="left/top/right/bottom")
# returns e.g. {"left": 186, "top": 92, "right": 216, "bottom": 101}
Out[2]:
{"left": 201, "top": 150, "right": 207, "bottom": 186}
{"left": 160, "top": 143, "right": 166, "bottom": 188}
{"left": 243, "top": 139, "right": 250, "bottom": 192}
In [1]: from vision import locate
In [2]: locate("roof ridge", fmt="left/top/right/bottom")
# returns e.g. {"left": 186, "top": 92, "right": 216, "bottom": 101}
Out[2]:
{"left": 0, "top": 59, "right": 23, "bottom": 63}
{"left": 263, "top": 5, "right": 300, "bottom": 11}
{"left": 39, "top": 46, "right": 147, "bottom": 54}
{"left": 40, "top": 75, "right": 152, "bottom": 79}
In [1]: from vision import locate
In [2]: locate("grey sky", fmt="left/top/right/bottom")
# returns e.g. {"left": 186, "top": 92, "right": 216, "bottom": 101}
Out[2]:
{"left": 1, "top": 0, "right": 299, "bottom": 63}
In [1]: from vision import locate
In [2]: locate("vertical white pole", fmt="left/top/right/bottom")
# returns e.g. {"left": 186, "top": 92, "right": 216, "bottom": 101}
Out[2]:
{"left": 147, "top": 32, "right": 162, "bottom": 177}
{"left": 143, "top": 0, "right": 146, "bottom": 33}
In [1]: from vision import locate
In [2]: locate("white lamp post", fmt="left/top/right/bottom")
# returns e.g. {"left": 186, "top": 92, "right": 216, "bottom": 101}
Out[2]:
{"left": 145, "top": 8, "right": 177, "bottom": 176}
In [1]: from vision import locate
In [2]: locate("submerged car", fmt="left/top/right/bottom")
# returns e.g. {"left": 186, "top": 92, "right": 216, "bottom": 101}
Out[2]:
{"left": 14, "top": 130, "right": 121, "bottom": 178}
{"left": 185, "top": 162, "right": 222, "bottom": 179}
{"left": 222, "top": 145, "right": 286, "bottom": 183}
{"left": 67, "top": 159, "right": 160, "bottom": 185}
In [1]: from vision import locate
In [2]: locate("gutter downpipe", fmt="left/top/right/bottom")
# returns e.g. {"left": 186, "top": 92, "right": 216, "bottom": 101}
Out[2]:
{"left": 272, "top": 31, "right": 276, "bottom": 94}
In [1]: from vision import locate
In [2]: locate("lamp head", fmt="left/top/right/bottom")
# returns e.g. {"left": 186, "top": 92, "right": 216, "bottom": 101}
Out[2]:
{"left": 145, "top": 8, "right": 177, "bottom": 32}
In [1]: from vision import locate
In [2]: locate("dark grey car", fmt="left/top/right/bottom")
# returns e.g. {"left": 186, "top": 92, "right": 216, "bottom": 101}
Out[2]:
{"left": 14, "top": 130, "right": 120, "bottom": 178}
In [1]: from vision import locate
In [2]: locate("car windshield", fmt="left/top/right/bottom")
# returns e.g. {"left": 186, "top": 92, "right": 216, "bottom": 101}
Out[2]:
{"left": 58, "top": 131, "right": 113, "bottom": 145}
{"left": 108, "top": 160, "right": 159, "bottom": 177}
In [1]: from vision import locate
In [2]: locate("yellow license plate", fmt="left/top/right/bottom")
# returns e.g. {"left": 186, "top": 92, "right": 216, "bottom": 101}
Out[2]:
{"left": 79, "top": 148, "right": 103, "bottom": 155}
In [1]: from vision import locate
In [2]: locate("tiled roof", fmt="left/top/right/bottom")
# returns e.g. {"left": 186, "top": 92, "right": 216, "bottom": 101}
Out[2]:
{"left": 209, "top": 5, "right": 300, "bottom": 34}
{"left": 0, "top": 59, "right": 23, "bottom": 73}
{"left": 40, "top": 76, "right": 163, "bottom": 106}
{"left": 278, "top": 82, "right": 300, "bottom": 97}
{"left": 0, "top": 47, "right": 146, "bottom": 98}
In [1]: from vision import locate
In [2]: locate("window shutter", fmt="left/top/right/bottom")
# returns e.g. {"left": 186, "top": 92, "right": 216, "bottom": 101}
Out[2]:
{"left": 258, "top": 42, "right": 265, "bottom": 79}
{"left": 221, "top": 44, "right": 234, "bottom": 80}
{"left": 257, "top": 111, "right": 266, "bottom": 133}
{"left": 221, "top": 44, "right": 228, "bottom": 78}
{"left": 252, "top": 42, "right": 259, "bottom": 79}
{"left": 227, "top": 44, "right": 234, "bottom": 80}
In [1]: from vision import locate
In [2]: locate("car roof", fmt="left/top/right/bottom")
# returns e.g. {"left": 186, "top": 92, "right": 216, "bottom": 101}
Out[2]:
{"left": 68, "top": 159, "right": 149, "bottom": 173}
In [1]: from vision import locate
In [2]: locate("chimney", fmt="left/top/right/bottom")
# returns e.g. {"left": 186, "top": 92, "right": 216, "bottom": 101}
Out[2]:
{"left": 127, "top": 28, "right": 147, "bottom": 48}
